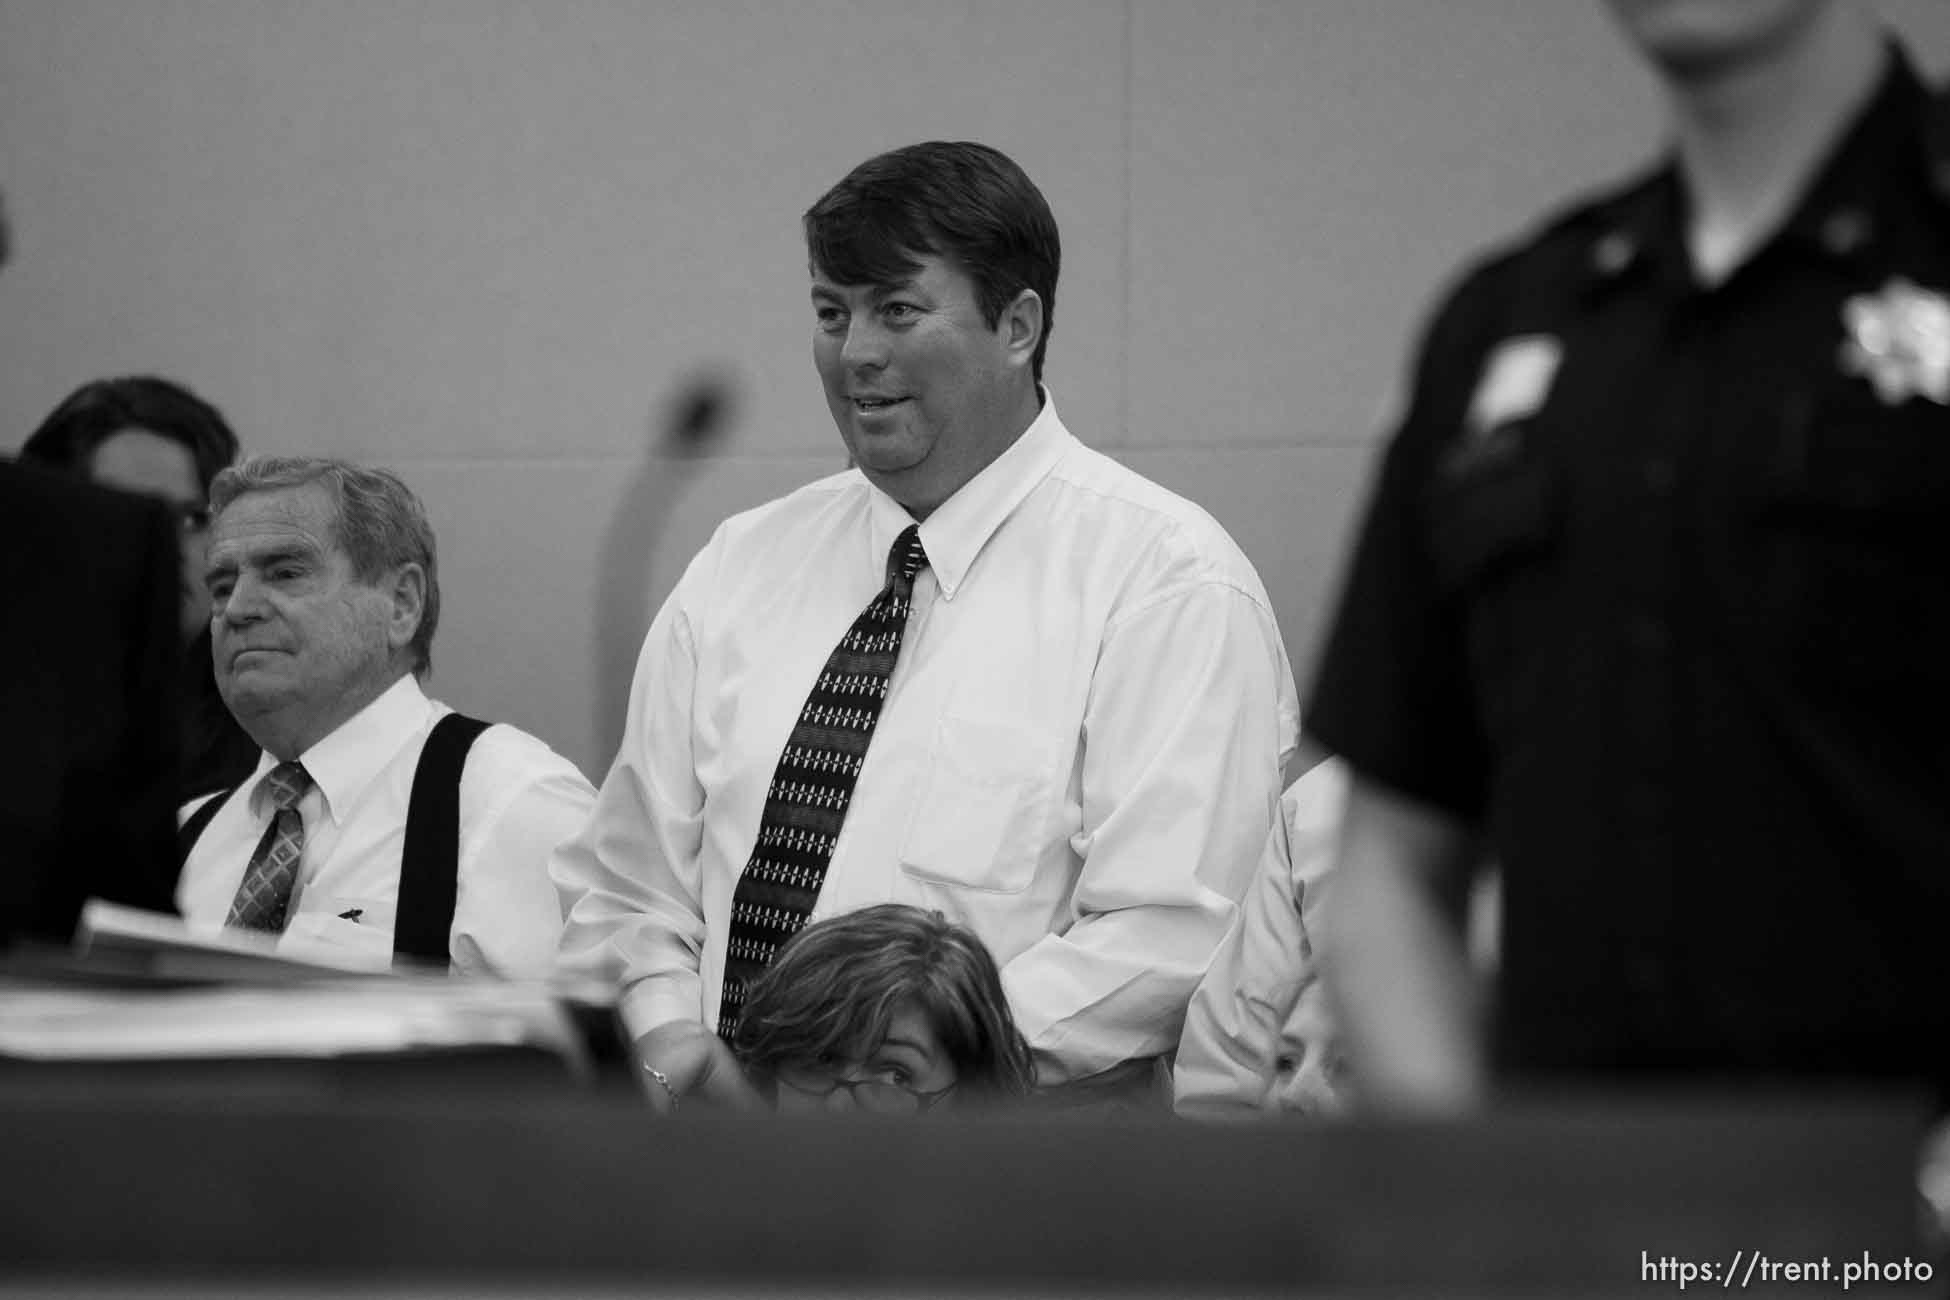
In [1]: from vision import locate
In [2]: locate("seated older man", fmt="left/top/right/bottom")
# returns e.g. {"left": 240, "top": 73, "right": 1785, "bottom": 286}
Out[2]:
{"left": 176, "top": 456, "right": 593, "bottom": 975}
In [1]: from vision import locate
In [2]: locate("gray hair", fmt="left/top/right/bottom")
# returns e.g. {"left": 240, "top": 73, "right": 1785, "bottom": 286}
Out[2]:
{"left": 209, "top": 455, "right": 440, "bottom": 676}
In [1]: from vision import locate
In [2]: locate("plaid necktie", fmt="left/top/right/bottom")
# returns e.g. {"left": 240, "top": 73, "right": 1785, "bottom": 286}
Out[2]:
{"left": 717, "top": 524, "right": 930, "bottom": 1039}
{"left": 225, "top": 761, "right": 313, "bottom": 933}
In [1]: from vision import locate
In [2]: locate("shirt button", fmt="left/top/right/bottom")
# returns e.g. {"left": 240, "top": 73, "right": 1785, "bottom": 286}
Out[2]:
{"left": 1820, "top": 208, "right": 1870, "bottom": 256}
{"left": 1628, "top": 615, "right": 1668, "bottom": 652}
{"left": 1641, "top": 457, "right": 1675, "bottom": 496}
{"left": 1624, "top": 951, "right": 1668, "bottom": 1000}
{"left": 1623, "top": 785, "right": 1663, "bottom": 821}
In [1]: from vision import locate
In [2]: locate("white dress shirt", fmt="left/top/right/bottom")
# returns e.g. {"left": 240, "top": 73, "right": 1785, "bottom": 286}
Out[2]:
{"left": 179, "top": 675, "right": 595, "bottom": 977}
{"left": 553, "top": 393, "right": 1299, "bottom": 1084}
{"left": 1173, "top": 759, "right": 1348, "bottom": 1117}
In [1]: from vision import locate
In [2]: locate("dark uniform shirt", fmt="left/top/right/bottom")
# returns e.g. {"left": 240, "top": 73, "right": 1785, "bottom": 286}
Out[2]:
{"left": 1307, "top": 48, "right": 1950, "bottom": 1087}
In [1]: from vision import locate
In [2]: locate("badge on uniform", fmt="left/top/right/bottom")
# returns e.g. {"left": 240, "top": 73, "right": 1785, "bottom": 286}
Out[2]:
{"left": 1839, "top": 277, "right": 1950, "bottom": 406}
{"left": 1466, "top": 335, "right": 1563, "bottom": 439}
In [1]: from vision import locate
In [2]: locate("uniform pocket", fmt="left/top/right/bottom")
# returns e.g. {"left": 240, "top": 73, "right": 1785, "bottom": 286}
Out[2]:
{"left": 1754, "top": 389, "right": 1950, "bottom": 523}
{"left": 1741, "top": 391, "right": 1950, "bottom": 697}
{"left": 1424, "top": 422, "right": 1564, "bottom": 597}
{"left": 898, "top": 716, "right": 1046, "bottom": 894}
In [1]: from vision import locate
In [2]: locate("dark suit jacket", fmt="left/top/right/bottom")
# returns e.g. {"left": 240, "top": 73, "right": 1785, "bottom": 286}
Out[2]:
{"left": 0, "top": 459, "right": 182, "bottom": 944}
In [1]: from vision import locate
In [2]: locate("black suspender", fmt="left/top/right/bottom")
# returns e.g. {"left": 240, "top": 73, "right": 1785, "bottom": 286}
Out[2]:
{"left": 393, "top": 712, "right": 491, "bottom": 967}
{"left": 177, "top": 783, "right": 239, "bottom": 863}
{"left": 176, "top": 711, "right": 492, "bottom": 969}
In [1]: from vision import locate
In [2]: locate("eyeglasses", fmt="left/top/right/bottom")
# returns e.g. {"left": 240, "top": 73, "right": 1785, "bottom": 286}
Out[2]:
{"left": 773, "top": 1062, "right": 956, "bottom": 1114}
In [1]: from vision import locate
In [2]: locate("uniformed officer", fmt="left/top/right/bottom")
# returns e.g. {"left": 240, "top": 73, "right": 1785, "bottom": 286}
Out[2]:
{"left": 1308, "top": 0, "right": 1950, "bottom": 1111}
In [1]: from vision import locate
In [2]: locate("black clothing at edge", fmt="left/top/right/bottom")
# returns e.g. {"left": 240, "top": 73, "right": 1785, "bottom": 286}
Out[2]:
{"left": 1307, "top": 49, "right": 1950, "bottom": 1086}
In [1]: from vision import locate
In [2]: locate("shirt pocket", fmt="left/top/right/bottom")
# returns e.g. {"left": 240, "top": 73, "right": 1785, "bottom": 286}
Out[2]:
{"left": 898, "top": 715, "right": 1048, "bottom": 895}
{"left": 280, "top": 897, "right": 397, "bottom": 972}
{"left": 1754, "top": 389, "right": 1950, "bottom": 525}
{"left": 1423, "top": 422, "right": 1564, "bottom": 598}
{"left": 1740, "top": 390, "right": 1950, "bottom": 697}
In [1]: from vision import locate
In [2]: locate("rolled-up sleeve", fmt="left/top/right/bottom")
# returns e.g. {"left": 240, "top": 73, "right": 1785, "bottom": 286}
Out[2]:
{"left": 451, "top": 732, "right": 596, "bottom": 980}
{"left": 551, "top": 563, "right": 710, "bottom": 1040}
{"left": 1001, "top": 580, "right": 1298, "bottom": 1084}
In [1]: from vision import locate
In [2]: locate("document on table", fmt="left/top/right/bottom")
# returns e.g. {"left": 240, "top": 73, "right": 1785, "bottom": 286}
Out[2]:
{"left": 0, "top": 978, "right": 589, "bottom": 1065}
{"left": 0, "top": 901, "right": 608, "bottom": 1072}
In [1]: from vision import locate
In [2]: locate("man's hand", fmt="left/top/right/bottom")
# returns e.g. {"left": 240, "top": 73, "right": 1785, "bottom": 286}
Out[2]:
{"left": 633, "top": 1021, "right": 764, "bottom": 1114}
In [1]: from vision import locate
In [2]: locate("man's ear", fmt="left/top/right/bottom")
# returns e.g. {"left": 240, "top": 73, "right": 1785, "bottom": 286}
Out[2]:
{"left": 1000, "top": 289, "right": 1044, "bottom": 371}
{"left": 385, "top": 562, "right": 427, "bottom": 654}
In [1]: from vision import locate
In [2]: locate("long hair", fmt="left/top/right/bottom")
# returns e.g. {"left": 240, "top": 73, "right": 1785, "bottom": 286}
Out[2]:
{"left": 804, "top": 141, "right": 1060, "bottom": 382}
{"left": 734, "top": 903, "right": 1035, "bottom": 1100}
{"left": 21, "top": 374, "right": 238, "bottom": 495}
{"left": 208, "top": 456, "right": 440, "bottom": 676}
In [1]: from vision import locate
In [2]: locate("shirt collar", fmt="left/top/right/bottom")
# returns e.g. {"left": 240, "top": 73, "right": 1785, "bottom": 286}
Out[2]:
{"left": 1584, "top": 43, "right": 1934, "bottom": 295}
{"left": 250, "top": 674, "right": 431, "bottom": 825}
{"left": 865, "top": 387, "right": 1074, "bottom": 600}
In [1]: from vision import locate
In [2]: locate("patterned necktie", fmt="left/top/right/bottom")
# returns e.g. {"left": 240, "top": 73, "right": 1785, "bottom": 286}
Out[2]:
{"left": 225, "top": 761, "right": 314, "bottom": 933}
{"left": 717, "top": 524, "right": 930, "bottom": 1040}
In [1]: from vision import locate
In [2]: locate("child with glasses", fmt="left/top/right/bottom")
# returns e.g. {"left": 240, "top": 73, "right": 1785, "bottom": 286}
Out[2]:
{"left": 732, "top": 904, "right": 1035, "bottom": 1114}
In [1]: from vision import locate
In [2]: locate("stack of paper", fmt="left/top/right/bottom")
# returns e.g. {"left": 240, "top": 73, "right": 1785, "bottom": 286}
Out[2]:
{"left": 0, "top": 901, "right": 610, "bottom": 1077}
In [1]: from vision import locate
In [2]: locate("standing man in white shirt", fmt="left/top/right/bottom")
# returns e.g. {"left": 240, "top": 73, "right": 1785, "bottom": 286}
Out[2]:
{"left": 553, "top": 140, "right": 1298, "bottom": 1108}
{"left": 179, "top": 457, "right": 595, "bottom": 976}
